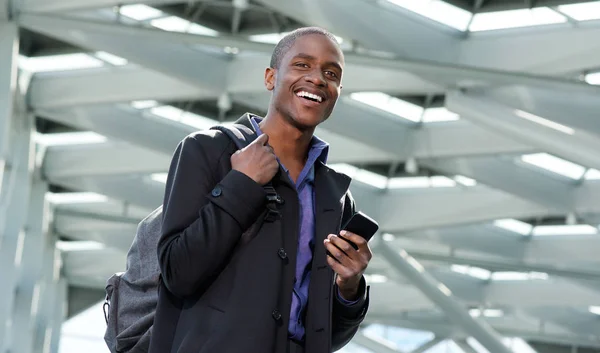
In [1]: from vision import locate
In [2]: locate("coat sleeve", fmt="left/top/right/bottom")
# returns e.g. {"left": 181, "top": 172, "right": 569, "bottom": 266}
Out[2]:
{"left": 331, "top": 191, "right": 371, "bottom": 351}
{"left": 157, "top": 133, "right": 267, "bottom": 298}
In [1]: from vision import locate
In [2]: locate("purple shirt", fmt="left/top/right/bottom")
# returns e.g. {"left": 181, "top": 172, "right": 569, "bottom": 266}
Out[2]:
{"left": 250, "top": 117, "right": 355, "bottom": 341}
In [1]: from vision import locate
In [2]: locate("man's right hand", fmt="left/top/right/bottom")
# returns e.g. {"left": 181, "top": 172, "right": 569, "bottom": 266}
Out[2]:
{"left": 231, "top": 134, "right": 279, "bottom": 185}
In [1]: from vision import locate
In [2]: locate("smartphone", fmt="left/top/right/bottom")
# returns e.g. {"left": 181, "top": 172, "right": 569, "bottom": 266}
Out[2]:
{"left": 340, "top": 211, "right": 379, "bottom": 249}
{"left": 326, "top": 211, "right": 379, "bottom": 259}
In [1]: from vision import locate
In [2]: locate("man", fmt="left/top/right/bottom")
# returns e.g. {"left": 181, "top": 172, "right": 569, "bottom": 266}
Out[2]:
{"left": 149, "top": 27, "right": 372, "bottom": 353}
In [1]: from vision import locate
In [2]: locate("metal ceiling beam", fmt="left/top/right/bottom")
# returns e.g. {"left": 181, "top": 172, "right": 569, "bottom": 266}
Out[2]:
{"left": 20, "top": 0, "right": 183, "bottom": 12}
{"left": 525, "top": 307, "right": 600, "bottom": 338}
{"left": 487, "top": 86, "right": 600, "bottom": 138}
{"left": 421, "top": 156, "right": 576, "bottom": 212}
{"left": 28, "top": 66, "right": 215, "bottom": 110}
{"left": 19, "top": 14, "right": 229, "bottom": 92}
{"left": 369, "top": 314, "right": 600, "bottom": 349}
{"left": 447, "top": 91, "right": 600, "bottom": 172}
{"left": 461, "top": 23, "right": 600, "bottom": 75}
{"left": 375, "top": 240, "right": 514, "bottom": 353}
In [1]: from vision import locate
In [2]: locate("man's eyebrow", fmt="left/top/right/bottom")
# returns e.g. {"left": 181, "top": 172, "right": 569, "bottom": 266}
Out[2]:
{"left": 293, "top": 53, "right": 342, "bottom": 72}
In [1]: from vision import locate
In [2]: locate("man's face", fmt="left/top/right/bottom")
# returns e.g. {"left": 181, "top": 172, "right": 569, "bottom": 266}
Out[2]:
{"left": 265, "top": 34, "right": 344, "bottom": 130}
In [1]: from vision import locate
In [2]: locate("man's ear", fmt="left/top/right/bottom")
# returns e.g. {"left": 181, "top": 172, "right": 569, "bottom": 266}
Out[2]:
{"left": 265, "top": 67, "right": 275, "bottom": 91}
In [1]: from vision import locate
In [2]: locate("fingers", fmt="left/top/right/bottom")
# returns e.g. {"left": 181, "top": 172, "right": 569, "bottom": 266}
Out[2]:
{"left": 254, "top": 133, "right": 269, "bottom": 145}
{"left": 339, "top": 231, "right": 368, "bottom": 248}
{"left": 327, "top": 234, "right": 355, "bottom": 256}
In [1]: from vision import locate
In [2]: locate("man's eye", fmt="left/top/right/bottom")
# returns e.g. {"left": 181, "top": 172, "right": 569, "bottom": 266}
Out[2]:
{"left": 325, "top": 71, "right": 338, "bottom": 78}
{"left": 295, "top": 63, "right": 309, "bottom": 68}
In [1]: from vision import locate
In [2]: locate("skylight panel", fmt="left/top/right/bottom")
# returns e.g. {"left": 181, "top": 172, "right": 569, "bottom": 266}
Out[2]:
{"left": 34, "top": 131, "right": 107, "bottom": 146}
{"left": 119, "top": 4, "right": 163, "bottom": 21}
{"left": 19, "top": 54, "right": 104, "bottom": 73}
{"left": 150, "top": 105, "right": 217, "bottom": 130}
{"left": 421, "top": 107, "right": 460, "bottom": 123}
{"left": 388, "top": 177, "right": 431, "bottom": 189}
{"left": 365, "top": 274, "right": 388, "bottom": 283}
{"left": 590, "top": 306, "right": 600, "bottom": 315}
{"left": 385, "top": 0, "right": 473, "bottom": 31}
{"left": 454, "top": 175, "right": 477, "bottom": 186}
{"left": 131, "top": 100, "right": 159, "bottom": 109}
{"left": 353, "top": 169, "right": 389, "bottom": 189}
{"left": 532, "top": 224, "right": 598, "bottom": 236}
{"left": 514, "top": 109, "right": 574, "bottom": 135}
{"left": 520, "top": 153, "right": 586, "bottom": 180}
{"left": 350, "top": 92, "right": 424, "bottom": 122}
{"left": 46, "top": 192, "right": 108, "bottom": 204}
{"left": 585, "top": 72, "right": 600, "bottom": 85}
{"left": 469, "top": 7, "right": 567, "bottom": 32}
{"left": 469, "top": 309, "right": 504, "bottom": 317}
{"left": 248, "top": 32, "right": 345, "bottom": 45}
{"left": 584, "top": 168, "right": 600, "bottom": 180}
{"left": 491, "top": 272, "right": 548, "bottom": 281}
{"left": 151, "top": 173, "right": 168, "bottom": 184}
{"left": 56, "top": 240, "right": 105, "bottom": 252}
{"left": 150, "top": 16, "right": 218, "bottom": 36}
{"left": 558, "top": 1, "right": 600, "bottom": 21}
{"left": 493, "top": 219, "right": 533, "bottom": 235}
{"left": 451, "top": 265, "right": 491, "bottom": 280}
{"left": 95, "top": 51, "right": 128, "bottom": 66}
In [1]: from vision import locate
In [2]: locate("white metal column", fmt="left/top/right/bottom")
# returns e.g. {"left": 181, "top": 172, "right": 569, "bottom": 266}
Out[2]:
{"left": 11, "top": 178, "right": 50, "bottom": 353}
{"left": 375, "top": 239, "right": 513, "bottom": 353}
{"left": 0, "top": 19, "right": 36, "bottom": 351}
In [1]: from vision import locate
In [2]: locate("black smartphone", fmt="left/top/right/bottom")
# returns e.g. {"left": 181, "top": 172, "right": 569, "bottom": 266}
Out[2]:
{"left": 327, "top": 211, "right": 379, "bottom": 258}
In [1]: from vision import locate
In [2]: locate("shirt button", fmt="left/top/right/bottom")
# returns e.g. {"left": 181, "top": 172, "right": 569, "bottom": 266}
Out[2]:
{"left": 277, "top": 248, "right": 287, "bottom": 260}
{"left": 211, "top": 186, "right": 222, "bottom": 197}
{"left": 272, "top": 309, "right": 282, "bottom": 321}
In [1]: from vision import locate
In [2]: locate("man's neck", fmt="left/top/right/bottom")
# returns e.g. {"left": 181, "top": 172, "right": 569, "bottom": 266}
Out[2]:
{"left": 259, "top": 112, "right": 314, "bottom": 164}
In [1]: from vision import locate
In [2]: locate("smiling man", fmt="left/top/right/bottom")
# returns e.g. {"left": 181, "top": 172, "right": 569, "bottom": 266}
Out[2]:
{"left": 149, "top": 27, "right": 372, "bottom": 353}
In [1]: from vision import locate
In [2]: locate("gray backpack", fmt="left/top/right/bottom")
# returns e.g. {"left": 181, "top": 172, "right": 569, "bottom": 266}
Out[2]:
{"left": 102, "top": 123, "right": 281, "bottom": 353}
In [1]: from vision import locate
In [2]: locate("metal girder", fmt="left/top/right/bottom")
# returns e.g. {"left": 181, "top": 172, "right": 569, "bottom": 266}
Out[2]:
{"left": 43, "top": 140, "right": 171, "bottom": 180}
{"left": 368, "top": 314, "right": 600, "bottom": 349}
{"left": 352, "top": 331, "right": 404, "bottom": 353}
{"left": 421, "top": 156, "right": 576, "bottom": 212}
{"left": 29, "top": 66, "right": 215, "bottom": 110}
{"left": 525, "top": 307, "right": 600, "bottom": 338}
{"left": 447, "top": 91, "right": 600, "bottom": 172}
{"left": 0, "top": 21, "right": 17, "bottom": 159}
{"left": 11, "top": 180, "right": 49, "bottom": 353}
{"left": 401, "top": 225, "right": 600, "bottom": 267}
{"left": 20, "top": 0, "right": 182, "bottom": 12}
{"left": 487, "top": 86, "right": 600, "bottom": 138}
{"left": 19, "top": 14, "right": 229, "bottom": 92}
{"left": 39, "top": 105, "right": 196, "bottom": 155}
{"left": 375, "top": 240, "right": 513, "bottom": 353}
{"left": 254, "top": 0, "right": 460, "bottom": 62}
{"left": 461, "top": 24, "right": 600, "bottom": 75}
{"left": 61, "top": 247, "right": 126, "bottom": 289}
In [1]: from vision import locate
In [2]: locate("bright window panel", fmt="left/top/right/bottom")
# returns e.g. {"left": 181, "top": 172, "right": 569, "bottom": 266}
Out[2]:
{"left": 95, "top": 51, "right": 128, "bottom": 66}
{"left": 558, "top": 1, "right": 600, "bottom": 21}
{"left": 354, "top": 169, "right": 389, "bottom": 189}
{"left": 46, "top": 192, "right": 108, "bottom": 204}
{"left": 421, "top": 107, "right": 460, "bottom": 123}
{"left": 470, "top": 7, "right": 567, "bottom": 32}
{"left": 131, "top": 100, "right": 159, "bottom": 109}
{"left": 119, "top": 4, "right": 163, "bottom": 21}
{"left": 491, "top": 272, "right": 548, "bottom": 281}
{"left": 151, "top": 106, "right": 217, "bottom": 130}
{"left": 60, "top": 301, "right": 110, "bottom": 353}
{"left": 454, "top": 175, "right": 477, "bottom": 186}
{"left": 585, "top": 168, "right": 600, "bottom": 180}
{"left": 514, "top": 109, "right": 574, "bottom": 135}
{"left": 151, "top": 16, "right": 219, "bottom": 36}
{"left": 585, "top": 72, "right": 600, "bottom": 85}
{"left": 385, "top": 0, "right": 473, "bottom": 31}
{"left": 388, "top": 177, "right": 432, "bottom": 189}
{"left": 34, "top": 132, "right": 107, "bottom": 146}
{"left": 19, "top": 54, "right": 104, "bottom": 73}
{"left": 493, "top": 219, "right": 533, "bottom": 235}
{"left": 590, "top": 306, "right": 600, "bottom": 315}
{"left": 451, "top": 265, "right": 491, "bottom": 280}
{"left": 350, "top": 92, "right": 424, "bottom": 122}
{"left": 151, "top": 173, "right": 168, "bottom": 184}
{"left": 521, "top": 153, "right": 586, "bottom": 180}
{"left": 532, "top": 224, "right": 598, "bottom": 236}
{"left": 248, "top": 32, "right": 344, "bottom": 45}
{"left": 364, "top": 274, "right": 388, "bottom": 283}
{"left": 56, "top": 241, "right": 106, "bottom": 252}
{"left": 469, "top": 309, "right": 504, "bottom": 317}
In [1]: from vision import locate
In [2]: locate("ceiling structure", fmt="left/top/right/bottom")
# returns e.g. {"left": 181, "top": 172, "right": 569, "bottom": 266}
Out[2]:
{"left": 3, "top": 0, "right": 600, "bottom": 352}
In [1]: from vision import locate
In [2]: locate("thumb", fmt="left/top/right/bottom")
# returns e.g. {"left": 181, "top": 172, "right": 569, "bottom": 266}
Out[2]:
{"left": 254, "top": 133, "right": 269, "bottom": 146}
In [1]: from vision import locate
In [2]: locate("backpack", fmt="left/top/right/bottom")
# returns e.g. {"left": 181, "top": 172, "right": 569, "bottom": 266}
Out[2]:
{"left": 102, "top": 123, "right": 282, "bottom": 353}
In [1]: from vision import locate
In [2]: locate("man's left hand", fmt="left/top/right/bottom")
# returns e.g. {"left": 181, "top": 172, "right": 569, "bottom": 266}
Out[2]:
{"left": 324, "top": 230, "right": 373, "bottom": 301}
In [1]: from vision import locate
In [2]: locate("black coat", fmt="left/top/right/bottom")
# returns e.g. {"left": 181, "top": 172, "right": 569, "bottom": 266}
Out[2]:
{"left": 149, "top": 115, "right": 370, "bottom": 353}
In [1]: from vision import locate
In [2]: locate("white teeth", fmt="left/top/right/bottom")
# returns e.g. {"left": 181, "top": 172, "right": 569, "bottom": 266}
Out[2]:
{"left": 297, "top": 91, "right": 323, "bottom": 102}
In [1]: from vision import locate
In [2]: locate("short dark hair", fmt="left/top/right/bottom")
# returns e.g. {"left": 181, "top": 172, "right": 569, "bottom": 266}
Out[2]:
{"left": 269, "top": 27, "right": 341, "bottom": 69}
